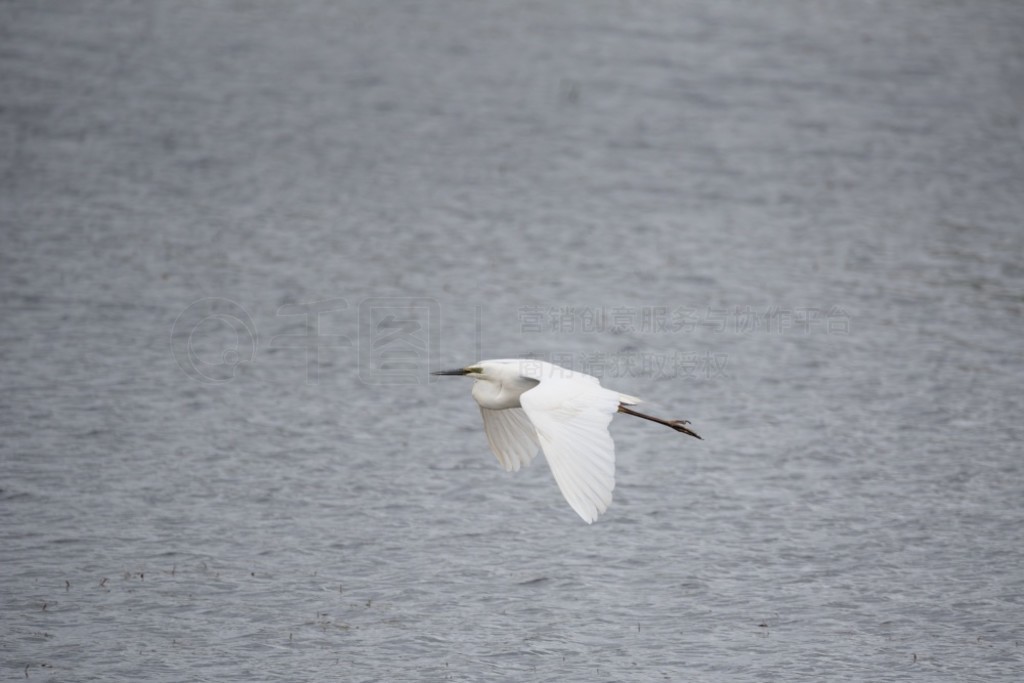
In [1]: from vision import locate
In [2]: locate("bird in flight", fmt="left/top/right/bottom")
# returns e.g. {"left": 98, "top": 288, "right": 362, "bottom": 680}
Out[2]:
{"left": 433, "top": 359, "right": 701, "bottom": 523}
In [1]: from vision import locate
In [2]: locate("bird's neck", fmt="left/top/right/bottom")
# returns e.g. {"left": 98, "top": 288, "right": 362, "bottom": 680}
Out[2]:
{"left": 471, "top": 377, "right": 534, "bottom": 410}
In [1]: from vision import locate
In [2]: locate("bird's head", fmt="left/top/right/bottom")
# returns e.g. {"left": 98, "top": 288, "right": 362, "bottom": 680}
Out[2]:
{"left": 432, "top": 359, "right": 529, "bottom": 383}
{"left": 432, "top": 366, "right": 476, "bottom": 377}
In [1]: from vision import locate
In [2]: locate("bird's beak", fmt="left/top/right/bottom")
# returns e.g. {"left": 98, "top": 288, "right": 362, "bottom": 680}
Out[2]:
{"left": 432, "top": 368, "right": 470, "bottom": 376}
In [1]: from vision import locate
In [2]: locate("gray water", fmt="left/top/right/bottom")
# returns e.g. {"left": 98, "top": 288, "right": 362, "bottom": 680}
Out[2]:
{"left": 2, "top": 1, "right": 1023, "bottom": 680}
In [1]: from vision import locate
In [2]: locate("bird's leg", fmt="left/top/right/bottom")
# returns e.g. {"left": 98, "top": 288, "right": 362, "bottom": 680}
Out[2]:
{"left": 617, "top": 404, "right": 703, "bottom": 440}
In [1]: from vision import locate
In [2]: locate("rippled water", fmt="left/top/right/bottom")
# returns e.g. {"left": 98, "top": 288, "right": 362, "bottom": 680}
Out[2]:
{"left": 2, "top": 1, "right": 1023, "bottom": 680}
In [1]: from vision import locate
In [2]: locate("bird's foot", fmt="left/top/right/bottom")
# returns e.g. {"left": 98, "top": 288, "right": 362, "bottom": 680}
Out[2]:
{"left": 668, "top": 420, "right": 703, "bottom": 439}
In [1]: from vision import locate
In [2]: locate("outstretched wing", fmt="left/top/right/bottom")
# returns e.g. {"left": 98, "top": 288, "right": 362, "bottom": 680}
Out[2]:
{"left": 480, "top": 407, "right": 541, "bottom": 472}
{"left": 519, "top": 379, "right": 620, "bottom": 523}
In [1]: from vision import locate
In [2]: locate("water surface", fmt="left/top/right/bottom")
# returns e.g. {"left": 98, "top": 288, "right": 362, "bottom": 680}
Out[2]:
{"left": 2, "top": 1, "right": 1023, "bottom": 680}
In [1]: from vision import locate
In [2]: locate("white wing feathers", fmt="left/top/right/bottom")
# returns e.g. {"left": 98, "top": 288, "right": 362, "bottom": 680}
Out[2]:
{"left": 480, "top": 407, "right": 540, "bottom": 472}
{"left": 519, "top": 378, "right": 621, "bottom": 524}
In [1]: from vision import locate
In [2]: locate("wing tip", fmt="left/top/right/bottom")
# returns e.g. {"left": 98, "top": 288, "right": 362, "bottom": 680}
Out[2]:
{"left": 570, "top": 494, "right": 612, "bottom": 524}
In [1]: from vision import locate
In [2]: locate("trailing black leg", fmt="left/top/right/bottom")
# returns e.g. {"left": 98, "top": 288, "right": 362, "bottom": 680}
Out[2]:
{"left": 618, "top": 404, "right": 703, "bottom": 440}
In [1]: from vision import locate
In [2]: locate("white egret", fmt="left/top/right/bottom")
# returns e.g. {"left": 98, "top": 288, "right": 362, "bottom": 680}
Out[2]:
{"left": 433, "top": 359, "right": 701, "bottom": 523}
